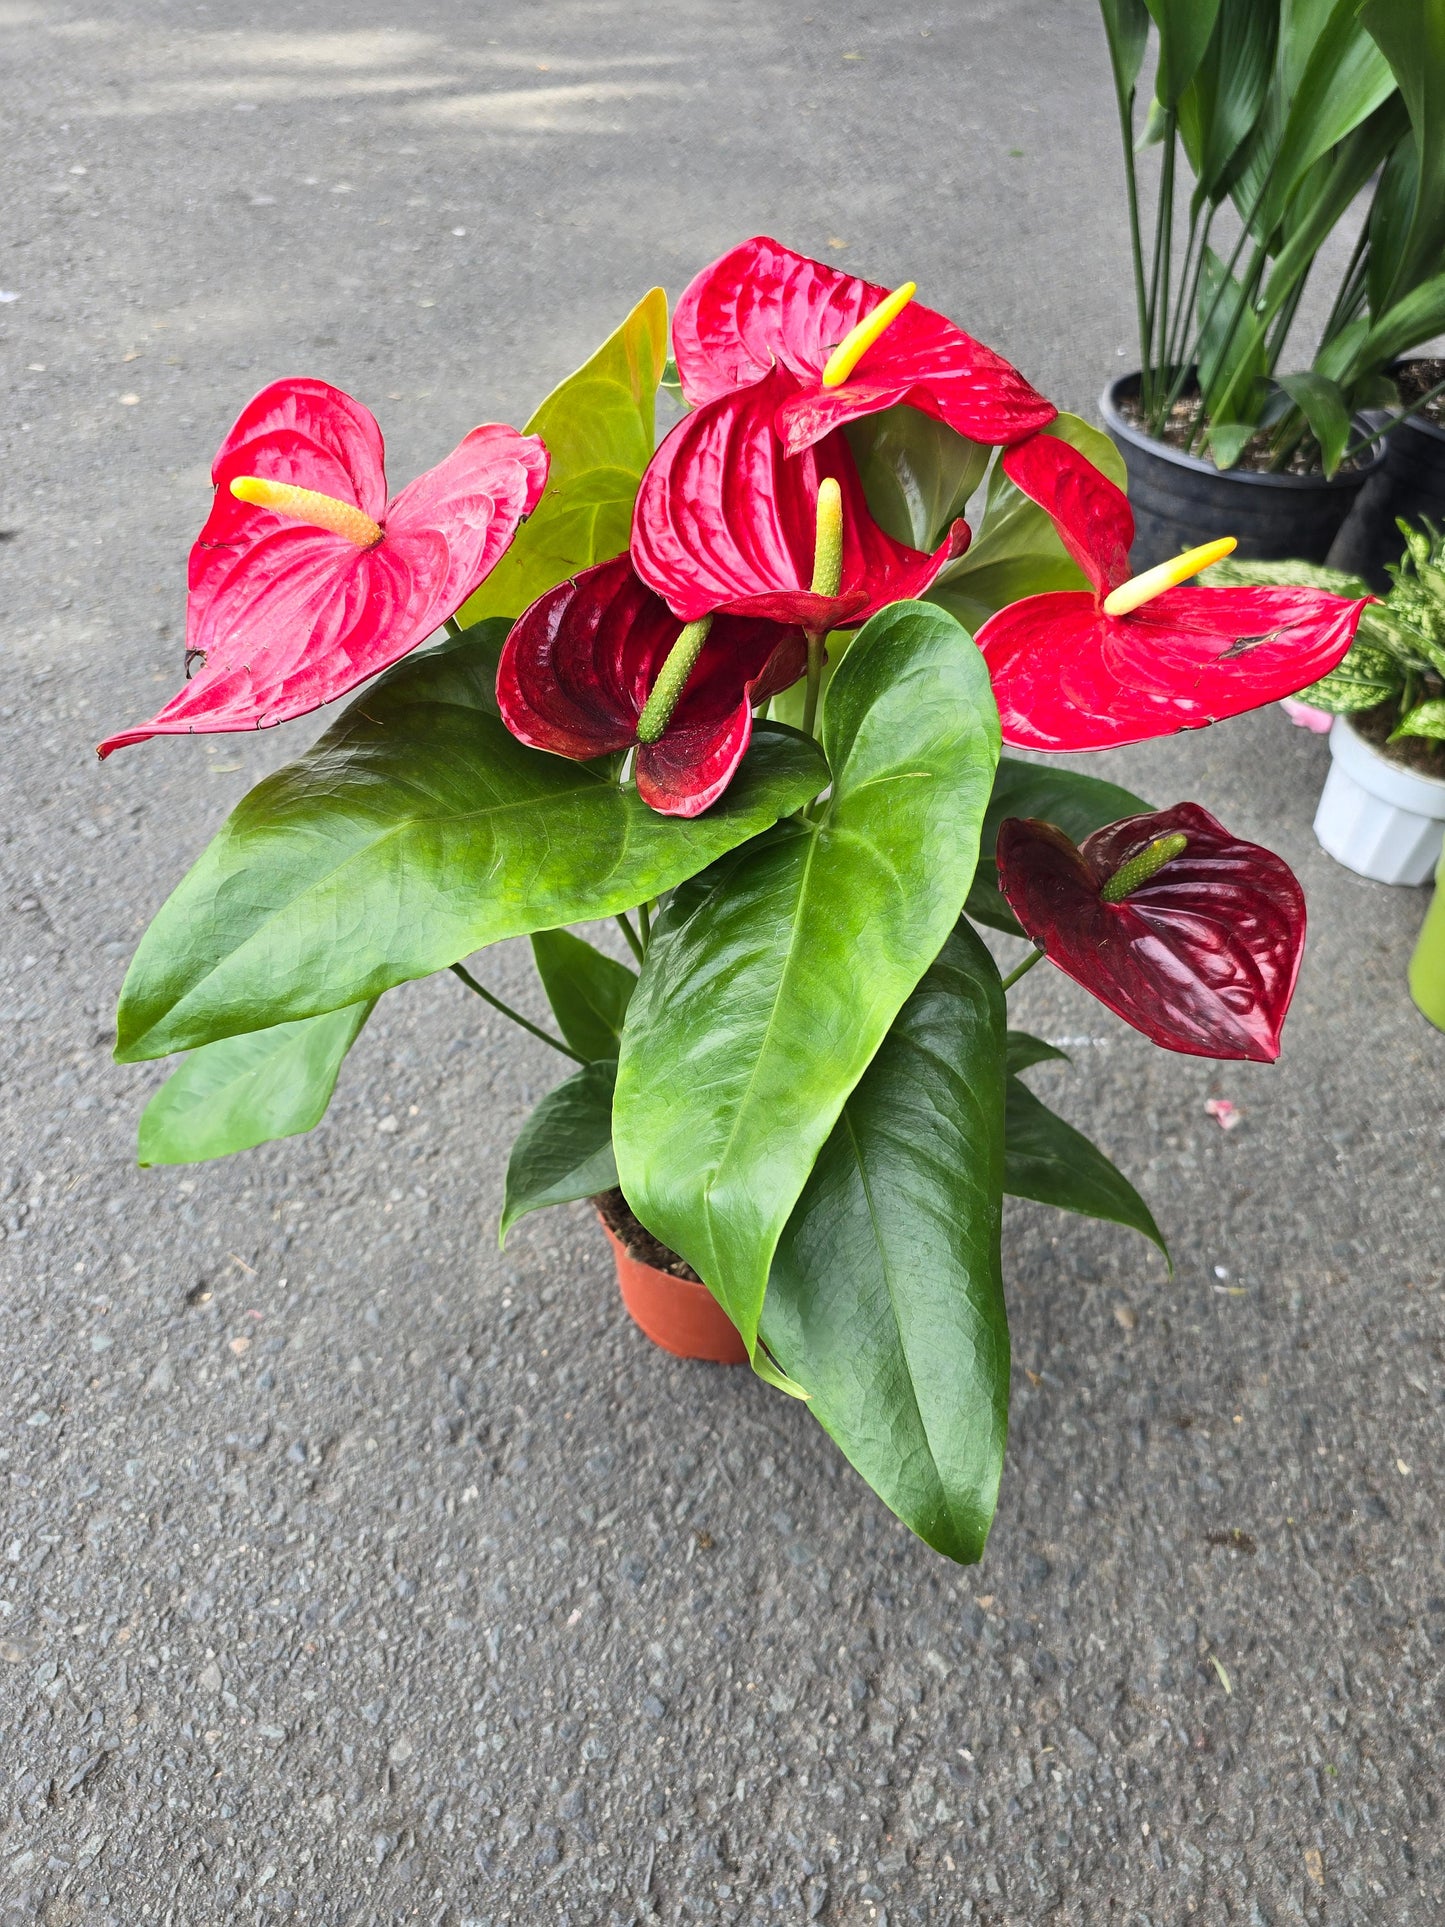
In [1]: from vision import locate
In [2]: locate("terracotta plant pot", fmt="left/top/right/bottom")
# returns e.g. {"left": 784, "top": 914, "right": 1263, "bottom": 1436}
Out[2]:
{"left": 600, "top": 1221, "right": 747, "bottom": 1364}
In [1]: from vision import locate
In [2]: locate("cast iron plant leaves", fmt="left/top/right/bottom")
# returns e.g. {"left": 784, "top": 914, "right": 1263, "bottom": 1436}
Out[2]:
{"left": 975, "top": 433, "right": 1370, "bottom": 751}
{"left": 670, "top": 234, "right": 1057, "bottom": 455}
{"left": 630, "top": 363, "right": 970, "bottom": 631}
{"left": 496, "top": 554, "right": 807, "bottom": 817}
{"left": 99, "top": 378, "right": 548, "bottom": 755}
{"left": 995, "top": 803, "right": 1307, "bottom": 1062}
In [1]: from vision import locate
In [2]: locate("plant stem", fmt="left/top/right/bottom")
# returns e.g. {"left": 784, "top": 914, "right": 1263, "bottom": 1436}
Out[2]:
{"left": 800, "top": 632, "right": 827, "bottom": 739}
{"left": 1000, "top": 947, "right": 1045, "bottom": 992}
{"left": 449, "top": 962, "right": 583, "bottom": 1062}
{"left": 445, "top": 615, "right": 465, "bottom": 640}
{"left": 615, "top": 913, "right": 645, "bottom": 965}
{"left": 1339, "top": 375, "right": 1445, "bottom": 465}
{"left": 1111, "top": 70, "right": 1152, "bottom": 409}
{"left": 636, "top": 899, "right": 652, "bottom": 950}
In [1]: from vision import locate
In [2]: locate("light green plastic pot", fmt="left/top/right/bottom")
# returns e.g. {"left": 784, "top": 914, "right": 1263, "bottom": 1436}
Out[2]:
{"left": 1409, "top": 844, "right": 1445, "bottom": 1032}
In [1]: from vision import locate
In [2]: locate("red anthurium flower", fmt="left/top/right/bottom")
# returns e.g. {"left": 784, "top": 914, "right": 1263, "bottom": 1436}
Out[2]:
{"left": 497, "top": 553, "right": 808, "bottom": 818}
{"left": 99, "top": 378, "right": 548, "bottom": 756}
{"left": 671, "top": 235, "right": 1056, "bottom": 457}
{"left": 976, "top": 434, "right": 1369, "bottom": 752}
{"left": 631, "top": 364, "right": 969, "bottom": 631}
{"left": 996, "top": 804, "right": 1306, "bottom": 1062}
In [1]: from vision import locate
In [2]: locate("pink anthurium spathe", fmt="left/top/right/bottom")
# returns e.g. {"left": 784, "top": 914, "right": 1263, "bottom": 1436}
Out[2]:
{"left": 497, "top": 554, "right": 808, "bottom": 817}
{"left": 671, "top": 235, "right": 1057, "bottom": 456}
{"left": 98, "top": 378, "right": 548, "bottom": 756}
{"left": 631, "top": 364, "right": 969, "bottom": 631}
{"left": 975, "top": 435, "right": 1369, "bottom": 753}
{"left": 996, "top": 804, "right": 1307, "bottom": 1062}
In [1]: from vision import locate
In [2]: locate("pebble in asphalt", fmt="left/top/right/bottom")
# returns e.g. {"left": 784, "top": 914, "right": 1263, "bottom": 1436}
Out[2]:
{"left": 2, "top": 2, "right": 1442, "bottom": 1922}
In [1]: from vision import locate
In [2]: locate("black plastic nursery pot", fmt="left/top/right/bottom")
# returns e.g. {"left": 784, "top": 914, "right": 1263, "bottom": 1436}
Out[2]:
{"left": 1101, "top": 373, "right": 1387, "bottom": 571}
{"left": 1330, "top": 361, "right": 1445, "bottom": 589}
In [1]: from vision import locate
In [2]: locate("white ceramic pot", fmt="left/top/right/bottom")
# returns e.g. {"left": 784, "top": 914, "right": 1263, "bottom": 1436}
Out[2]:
{"left": 1314, "top": 715, "right": 1445, "bottom": 885}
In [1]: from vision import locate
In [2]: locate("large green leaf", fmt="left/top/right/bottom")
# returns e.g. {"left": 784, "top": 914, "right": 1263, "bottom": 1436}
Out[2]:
{"left": 844, "top": 406, "right": 990, "bottom": 551}
{"left": 1004, "top": 1073, "right": 1168, "bottom": 1256}
{"left": 116, "top": 632, "right": 827, "bottom": 1063}
{"left": 456, "top": 287, "right": 668, "bottom": 625}
{"left": 1360, "top": 0, "right": 1445, "bottom": 309}
{"left": 137, "top": 1002, "right": 373, "bottom": 1167}
{"left": 966, "top": 757, "right": 1153, "bottom": 937}
{"left": 1099, "top": 0, "right": 1152, "bottom": 99}
{"left": 928, "top": 414, "right": 1128, "bottom": 633}
{"left": 760, "top": 924, "right": 1009, "bottom": 1565}
{"left": 530, "top": 928, "right": 636, "bottom": 1062}
{"left": 614, "top": 601, "right": 1001, "bottom": 1353}
{"left": 1276, "top": 370, "right": 1352, "bottom": 474}
{"left": 1258, "top": 0, "right": 1394, "bottom": 231}
{"left": 499, "top": 1059, "right": 618, "bottom": 1243}
{"left": 1145, "top": 0, "right": 1222, "bottom": 106}
{"left": 1178, "top": 0, "right": 1277, "bottom": 201}
{"left": 1350, "top": 271, "right": 1445, "bottom": 372}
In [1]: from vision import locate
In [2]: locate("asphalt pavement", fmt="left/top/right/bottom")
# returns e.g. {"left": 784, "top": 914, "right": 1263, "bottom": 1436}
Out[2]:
{"left": 1, "top": 2, "right": 1442, "bottom": 1922}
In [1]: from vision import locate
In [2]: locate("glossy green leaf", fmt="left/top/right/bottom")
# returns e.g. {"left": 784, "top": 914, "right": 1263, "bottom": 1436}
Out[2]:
{"left": 530, "top": 929, "right": 636, "bottom": 1062}
{"left": 1178, "top": 0, "right": 1277, "bottom": 201}
{"left": 966, "top": 757, "right": 1152, "bottom": 936}
{"left": 1276, "top": 370, "right": 1351, "bottom": 474}
{"left": 760, "top": 924, "right": 1009, "bottom": 1565}
{"left": 116, "top": 630, "right": 827, "bottom": 1063}
{"left": 1006, "top": 1029, "right": 1070, "bottom": 1075}
{"left": 928, "top": 414, "right": 1128, "bottom": 632}
{"left": 457, "top": 287, "right": 668, "bottom": 625}
{"left": 844, "top": 406, "right": 990, "bottom": 551}
{"left": 137, "top": 1002, "right": 373, "bottom": 1167}
{"left": 1004, "top": 1073, "right": 1168, "bottom": 1256}
{"left": 1351, "top": 272, "right": 1445, "bottom": 372}
{"left": 1261, "top": 2, "right": 1394, "bottom": 228}
{"left": 1099, "top": 0, "right": 1152, "bottom": 98}
{"left": 1360, "top": 0, "right": 1445, "bottom": 308}
{"left": 1297, "top": 644, "right": 1400, "bottom": 712}
{"left": 614, "top": 601, "right": 1001, "bottom": 1353}
{"left": 1145, "top": 0, "right": 1222, "bottom": 106}
{"left": 499, "top": 1059, "right": 618, "bottom": 1243}
{"left": 1197, "top": 246, "right": 1267, "bottom": 435}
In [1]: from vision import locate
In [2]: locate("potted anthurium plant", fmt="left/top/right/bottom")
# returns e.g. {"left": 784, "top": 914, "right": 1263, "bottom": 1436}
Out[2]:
{"left": 103, "top": 238, "right": 1367, "bottom": 1563}
{"left": 1099, "top": 0, "right": 1445, "bottom": 570}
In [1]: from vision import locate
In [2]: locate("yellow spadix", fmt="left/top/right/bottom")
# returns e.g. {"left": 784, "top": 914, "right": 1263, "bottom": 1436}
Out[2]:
{"left": 1101, "top": 537, "right": 1237, "bottom": 617}
{"left": 820, "top": 281, "right": 917, "bottom": 389}
{"left": 230, "top": 476, "right": 384, "bottom": 548}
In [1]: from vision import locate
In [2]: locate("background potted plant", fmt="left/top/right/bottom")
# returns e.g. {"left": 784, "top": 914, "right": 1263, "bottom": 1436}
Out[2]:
{"left": 1098, "top": 0, "right": 1445, "bottom": 568}
{"left": 1212, "top": 521, "right": 1445, "bottom": 883}
{"left": 103, "top": 240, "right": 1366, "bottom": 1564}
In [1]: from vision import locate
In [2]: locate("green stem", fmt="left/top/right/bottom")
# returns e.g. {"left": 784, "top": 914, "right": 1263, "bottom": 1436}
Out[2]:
{"left": 1000, "top": 947, "right": 1045, "bottom": 992}
{"left": 800, "top": 632, "right": 827, "bottom": 739}
{"left": 615, "top": 913, "right": 645, "bottom": 965}
{"left": 449, "top": 962, "right": 583, "bottom": 1062}
{"left": 636, "top": 899, "right": 652, "bottom": 950}
{"left": 1150, "top": 115, "right": 1179, "bottom": 417}
{"left": 1111, "top": 73, "right": 1152, "bottom": 409}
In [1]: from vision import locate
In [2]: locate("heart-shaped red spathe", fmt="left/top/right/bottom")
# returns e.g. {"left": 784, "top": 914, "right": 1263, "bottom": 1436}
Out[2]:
{"left": 497, "top": 554, "right": 808, "bottom": 818}
{"left": 671, "top": 235, "right": 1056, "bottom": 456}
{"left": 995, "top": 804, "right": 1306, "bottom": 1062}
{"left": 99, "top": 378, "right": 548, "bottom": 756}
{"left": 976, "top": 435, "right": 1369, "bottom": 752}
{"left": 630, "top": 363, "right": 969, "bottom": 630}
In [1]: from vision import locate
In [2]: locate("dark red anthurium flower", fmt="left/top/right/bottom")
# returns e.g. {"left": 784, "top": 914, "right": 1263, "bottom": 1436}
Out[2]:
{"left": 996, "top": 804, "right": 1306, "bottom": 1062}
{"left": 631, "top": 364, "right": 969, "bottom": 631}
{"left": 98, "top": 378, "right": 548, "bottom": 756}
{"left": 497, "top": 554, "right": 808, "bottom": 818}
{"left": 975, "top": 434, "right": 1369, "bottom": 752}
{"left": 671, "top": 235, "right": 1057, "bottom": 457}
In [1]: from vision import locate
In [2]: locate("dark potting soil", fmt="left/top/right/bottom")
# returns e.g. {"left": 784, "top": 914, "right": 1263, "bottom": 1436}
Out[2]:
{"left": 1353, "top": 699, "right": 1445, "bottom": 780}
{"left": 1394, "top": 358, "right": 1445, "bottom": 429}
{"left": 594, "top": 1188, "right": 700, "bottom": 1281}
{"left": 1116, "top": 388, "right": 1369, "bottom": 477}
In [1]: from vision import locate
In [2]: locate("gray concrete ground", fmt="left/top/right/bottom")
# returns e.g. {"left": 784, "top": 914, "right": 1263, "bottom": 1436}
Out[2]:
{"left": 2, "top": 2, "right": 1442, "bottom": 1921}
